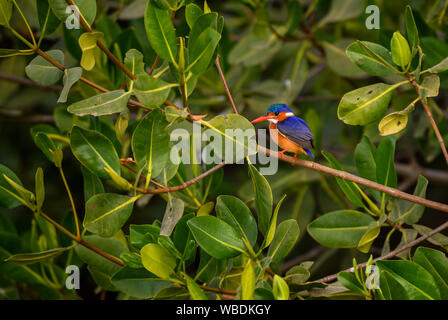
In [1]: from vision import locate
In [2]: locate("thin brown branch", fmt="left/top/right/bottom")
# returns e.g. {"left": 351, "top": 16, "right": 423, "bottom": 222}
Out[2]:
{"left": 0, "top": 72, "right": 62, "bottom": 91}
{"left": 198, "top": 284, "right": 236, "bottom": 296}
{"left": 281, "top": 246, "right": 326, "bottom": 273}
{"left": 258, "top": 145, "right": 448, "bottom": 213}
{"left": 148, "top": 56, "right": 160, "bottom": 75}
{"left": 406, "top": 73, "right": 448, "bottom": 165}
{"left": 136, "top": 162, "right": 226, "bottom": 194}
{"left": 215, "top": 55, "right": 238, "bottom": 114}
{"left": 396, "top": 163, "right": 448, "bottom": 184}
{"left": 315, "top": 219, "right": 448, "bottom": 283}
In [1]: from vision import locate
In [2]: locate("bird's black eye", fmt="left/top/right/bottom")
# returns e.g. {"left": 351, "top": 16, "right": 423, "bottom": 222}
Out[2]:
{"left": 274, "top": 111, "right": 279, "bottom": 116}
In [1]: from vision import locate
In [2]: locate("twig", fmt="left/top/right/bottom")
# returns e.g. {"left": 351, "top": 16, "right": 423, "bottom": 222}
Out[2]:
{"left": 281, "top": 246, "right": 326, "bottom": 273}
{"left": 148, "top": 56, "right": 160, "bottom": 75}
{"left": 0, "top": 72, "right": 62, "bottom": 91}
{"left": 315, "top": 219, "right": 448, "bottom": 283}
{"left": 215, "top": 55, "right": 238, "bottom": 114}
{"left": 258, "top": 145, "right": 448, "bottom": 213}
{"left": 406, "top": 73, "right": 448, "bottom": 165}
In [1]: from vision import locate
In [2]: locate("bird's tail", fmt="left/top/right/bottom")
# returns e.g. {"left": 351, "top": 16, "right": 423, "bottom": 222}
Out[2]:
{"left": 304, "top": 149, "right": 314, "bottom": 158}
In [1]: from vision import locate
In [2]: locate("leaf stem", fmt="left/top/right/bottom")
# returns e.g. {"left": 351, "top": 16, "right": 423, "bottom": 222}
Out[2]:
{"left": 59, "top": 167, "right": 81, "bottom": 239}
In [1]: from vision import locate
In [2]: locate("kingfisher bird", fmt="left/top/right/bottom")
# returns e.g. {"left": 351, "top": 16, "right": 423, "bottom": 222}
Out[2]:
{"left": 251, "top": 104, "right": 314, "bottom": 160}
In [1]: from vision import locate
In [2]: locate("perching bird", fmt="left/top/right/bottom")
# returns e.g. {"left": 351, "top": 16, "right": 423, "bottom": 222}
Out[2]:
{"left": 251, "top": 104, "right": 314, "bottom": 160}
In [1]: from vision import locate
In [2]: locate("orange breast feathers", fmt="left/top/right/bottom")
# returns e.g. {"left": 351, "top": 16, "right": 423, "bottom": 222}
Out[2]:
{"left": 269, "top": 123, "right": 307, "bottom": 155}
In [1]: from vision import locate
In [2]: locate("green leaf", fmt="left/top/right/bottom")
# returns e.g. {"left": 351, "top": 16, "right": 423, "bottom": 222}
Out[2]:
{"left": 111, "top": 267, "right": 172, "bottom": 299}
{"left": 184, "top": 273, "right": 208, "bottom": 300}
{"left": 0, "top": 0, "right": 12, "bottom": 26}
{"left": 132, "top": 109, "right": 171, "bottom": 187}
{"left": 419, "top": 74, "right": 440, "bottom": 102}
{"left": 78, "top": 31, "right": 103, "bottom": 71}
{"left": 75, "top": 235, "right": 128, "bottom": 275}
{"left": 241, "top": 260, "right": 255, "bottom": 300}
{"left": 124, "top": 49, "right": 146, "bottom": 77}
{"left": 84, "top": 193, "right": 140, "bottom": 237}
{"left": 153, "top": 0, "right": 179, "bottom": 11}
{"left": 284, "top": 264, "right": 310, "bottom": 284}
{"left": 390, "top": 175, "right": 427, "bottom": 225}
{"left": 376, "top": 260, "right": 440, "bottom": 300}
{"left": 37, "top": 0, "right": 60, "bottom": 36}
{"left": 322, "top": 40, "right": 364, "bottom": 78}
{"left": 413, "top": 247, "right": 448, "bottom": 299}
{"left": 160, "top": 198, "right": 184, "bottom": 237}
{"left": 120, "top": 252, "right": 143, "bottom": 269}
{"left": 405, "top": 5, "right": 419, "bottom": 51}
{"left": 307, "top": 210, "right": 374, "bottom": 248}
{"left": 380, "top": 270, "right": 409, "bottom": 300}
{"left": 346, "top": 41, "right": 395, "bottom": 77}
{"left": 35, "top": 168, "right": 45, "bottom": 212}
{"left": 25, "top": 50, "right": 64, "bottom": 85}
{"left": 391, "top": 31, "right": 411, "bottom": 69}
{"left": 338, "top": 83, "right": 400, "bottom": 125}
{"left": 427, "top": 57, "right": 448, "bottom": 74}
{"left": 248, "top": 164, "right": 272, "bottom": 236}
{"left": 376, "top": 136, "right": 397, "bottom": 194}
{"left": 357, "top": 222, "right": 381, "bottom": 253}
{"left": 264, "top": 194, "right": 287, "bottom": 249}
{"left": 133, "top": 74, "right": 175, "bottom": 108}
{"left": 144, "top": 1, "right": 178, "bottom": 65}
{"left": 130, "top": 224, "right": 160, "bottom": 250}
{"left": 58, "top": 67, "right": 82, "bottom": 103}
{"left": 338, "top": 271, "right": 365, "bottom": 294}
{"left": 322, "top": 150, "right": 364, "bottom": 207}
{"left": 80, "top": 165, "right": 104, "bottom": 202}
{"left": 378, "top": 111, "right": 408, "bottom": 136}
{"left": 70, "top": 126, "right": 121, "bottom": 180}
{"left": 272, "top": 275, "right": 289, "bottom": 300}
{"left": 6, "top": 247, "right": 68, "bottom": 265}
{"left": 49, "top": 0, "right": 96, "bottom": 25}
{"left": 173, "top": 214, "right": 196, "bottom": 264}
{"left": 140, "top": 243, "right": 177, "bottom": 280}
{"left": 354, "top": 136, "right": 381, "bottom": 202}
{"left": 32, "top": 132, "right": 58, "bottom": 164}
{"left": 267, "top": 219, "right": 299, "bottom": 262}
{"left": 216, "top": 195, "right": 257, "bottom": 248}
{"left": 67, "top": 90, "right": 131, "bottom": 117}
{"left": 187, "top": 216, "right": 246, "bottom": 259}
{"left": 317, "top": 0, "right": 363, "bottom": 28}
{"left": 0, "top": 164, "right": 26, "bottom": 209}
{"left": 188, "top": 27, "right": 220, "bottom": 75}
{"left": 413, "top": 224, "right": 448, "bottom": 250}
{"left": 185, "top": 3, "right": 203, "bottom": 29}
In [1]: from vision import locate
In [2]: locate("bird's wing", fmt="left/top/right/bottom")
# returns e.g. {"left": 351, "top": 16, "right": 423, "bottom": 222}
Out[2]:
{"left": 277, "top": 117, "right": 314, "bottom": 150}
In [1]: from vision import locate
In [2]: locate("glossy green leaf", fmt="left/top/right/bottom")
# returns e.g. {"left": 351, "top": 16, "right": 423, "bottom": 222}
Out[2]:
{"left": 307, "top": 210, "right": 374, "bottom": 248}
{"left": 80, "top": 165, "right": 104, "bottom": 202}
{"left": 405, "top": 5, "right": 419, "bottom": 50}
{"left": 140, "top": 243, "right": 177, "bottom": 280}
{"left": 0, "top": 0, "right": 13, "bottom": 26}
{"left": 338, "top": 271, "right": 365, "bottom": 294}
{"left": 172, "top": 214, "right": 196, "bottom": 264}
{"left": 32, "top": 132, "right": 58, "bottom": 164}
{"left": 391, "top": 31, "right": 411, "bottom": 69}
{"left": 185, "top": 3, "right": 203, "bottom": 29}
{"left": 58, "top": 67, "right": 82, "bottom": 103}
{"left": 78, "top": 31, "right": 103, "bottom": 70}
{"left": 354, "top": 136, "right": 381, "bottom": 202}
{"left": 133, "top": 74, "right": 175, "bottom": 108}
{"left": 187, "top": 216, "right": 246, "bottom": 259}
{"left": 49, "top": 0, "right": 96, "bottom": 25}
{"left": 376, "top": 260, "right": 440, "bottom": 300}
{"left": 285, "top": 264, "right": 310, "bottom": 284}
{"left": 35, "top": 168, "right": 45, "bottom": 212}
{"left": 111, "top": 267, "right": 172, "bottom": 299}
{"left": 144, "top": 1, "right": 178, "bottom": 65}
{"left": 322, "top": 150, "right": 364, "bottom": 207}
{"left": 338, "top": 83, "right": 399, "bottom": 125}
{"left": 413, "top": 224, "right": 448, "bottom": 250}
{"left": 346, "top": 41, "right": 395, "bottom": 77}
{"left": 248, "top": 164, "right": 272, "bottom": 236}
{"left": 272, "top": 275, "right": 289, "bottom": 300}
{"left": 132, "top": 109, "right": 171, "bottom": 187}
{"left": 413, "top": 247, "right": 448, "bottom": 299}
{"left": 184, "top": 273, "right": 208, "bottom": 300}
{"left": 378, "top": 111, "right": 408, "bottom": 136}
{"left": 67, "top": 90, "right": 131, "bottom": 117}
{"left": 37, "top": 0, "right": 60, "bottom": 36}
{"left": 380, "top": 270, "right": 409, "bottom": 300}
{"left": 130, "top": 224, "right": 160, "bottom": 250}
{"left": 267, "top": 219, "right": 299, "bottom": 262}
{"left": 120, "top": 252, "right": 143, "bottom": 269}
{"left": 84, "top": 193, "right": 139, "bottom": 237}
{"left": 241, "top": 260, "right": 255, "bottom": 300}
{"left": 188, "top": 27, "right": 220, "bottom": 75}
{"left": 264, "top": 194, "right": 286, "bottom": 249}
{"left": 70, "top": 126, "right": 121, "bottom": 179}
{"left": 0, "top": 164, "right": 26, "bottom": 209}
{"left": 6, "top": 247, "right": 68, "bottom": 265}
{"left": 216, "top": 195, "right": 257, "bottom": 248}
{"left": 357, "top": 222, "right": 381, "bottom": 253}
{"left": 25, "top": 50, "right": 64, "bottom": 86}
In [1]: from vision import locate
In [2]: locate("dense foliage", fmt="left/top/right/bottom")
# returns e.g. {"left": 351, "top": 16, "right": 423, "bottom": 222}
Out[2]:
{"left": 0, "top": 0, "right": 448, "bottom": 300}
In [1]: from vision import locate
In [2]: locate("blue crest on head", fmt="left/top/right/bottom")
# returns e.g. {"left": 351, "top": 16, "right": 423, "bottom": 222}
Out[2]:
{"left": 267, "top": 104, "right": 292, "bottom": 114}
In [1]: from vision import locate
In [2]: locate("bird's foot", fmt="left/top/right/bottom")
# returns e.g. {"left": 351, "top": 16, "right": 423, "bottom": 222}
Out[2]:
{"left": 292, "top": 153, "right": 298, "bottom": 166}
{"left": 278, "top": 149, "right": 287, "bottom": 160}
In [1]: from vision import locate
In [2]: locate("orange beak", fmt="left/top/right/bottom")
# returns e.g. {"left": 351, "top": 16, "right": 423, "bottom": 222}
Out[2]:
{"left": 251, "top": 115, "right": 275, "bottom": 123}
